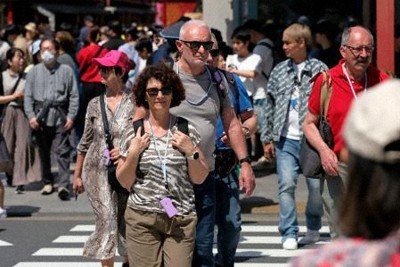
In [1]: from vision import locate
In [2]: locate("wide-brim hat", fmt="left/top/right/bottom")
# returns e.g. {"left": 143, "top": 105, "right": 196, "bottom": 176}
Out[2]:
{"left": 92, "top": 50, "right": 133, "bottom": 71}
{"left": 344, "top": 79, "right": 400, "bottom": 163}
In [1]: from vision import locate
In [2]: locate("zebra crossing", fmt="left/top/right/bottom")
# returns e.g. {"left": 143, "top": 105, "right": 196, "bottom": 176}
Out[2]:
{"left": 13, "top": 222, "right": 331, "bottom": 267}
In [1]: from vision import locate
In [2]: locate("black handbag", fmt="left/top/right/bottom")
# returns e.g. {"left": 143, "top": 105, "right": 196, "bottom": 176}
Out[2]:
{"left": 214, "top": 149, "right": 238, "bottom": 177}
{"left": 300, "top": 71, "right": 334, "bottom": 178}
{"left": 99, "top": 94, "right": 129, "bottom": 195}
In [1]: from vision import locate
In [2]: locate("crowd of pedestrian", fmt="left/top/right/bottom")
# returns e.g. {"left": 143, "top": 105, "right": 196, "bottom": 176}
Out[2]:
{"left": 0, "top": 12, "right": 398, "bottom": 267}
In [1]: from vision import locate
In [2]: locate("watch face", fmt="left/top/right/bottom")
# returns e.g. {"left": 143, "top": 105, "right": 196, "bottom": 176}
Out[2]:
{"left": 193, "top": 151, "right": 199, "bottom": 160}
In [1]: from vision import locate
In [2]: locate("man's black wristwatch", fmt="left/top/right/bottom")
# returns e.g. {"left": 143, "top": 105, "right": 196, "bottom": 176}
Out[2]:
{"left": 238, "top": 156, "right": 251, "bottom": 165}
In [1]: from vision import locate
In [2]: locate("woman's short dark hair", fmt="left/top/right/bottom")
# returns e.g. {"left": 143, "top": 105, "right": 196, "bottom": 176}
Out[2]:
{"left": 6, "top": 47, "right": 24, "bottom": 63}
{"left": 338, "top": 152, "right": 400, "bottom": 239}
{"left": 133, "top": 63, "right": 185, "bottom": 109}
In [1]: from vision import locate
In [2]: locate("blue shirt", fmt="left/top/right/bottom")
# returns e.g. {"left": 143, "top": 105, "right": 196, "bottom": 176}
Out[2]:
{"left": 216, "top": 74, "right": 253, "bottom": 149}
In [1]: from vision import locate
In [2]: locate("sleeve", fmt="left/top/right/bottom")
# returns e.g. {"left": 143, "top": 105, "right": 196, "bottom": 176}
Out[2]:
{"left": 119, "top": 126, "right": 136, "bottom": 158}
{"left": 235, "top": 75, "right": 253, "bottom": 114}
{"left": 262, "top": 67, "right": 280, "bottom": 142}
{"left": 23, "top": 69, "right": 36, "bottom": 120}
{"left": 188, "top": 123, "right": 201, "bottom": 147}
{"left": 77, "top": 100, "right": 95, "bottom": 153}
{"left": 67, "top": 67, "right": 80, "bottom": 120}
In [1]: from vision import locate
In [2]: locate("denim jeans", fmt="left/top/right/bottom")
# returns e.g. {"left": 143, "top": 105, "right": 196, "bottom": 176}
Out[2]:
{"left": 275, "top": 137, "right": 323, "bottom": 241}
{"left": 192, "top": 173, "right": 216, "bottom": 267}
{"left": 214, "top": 170, "right": 241, "bottom": 267}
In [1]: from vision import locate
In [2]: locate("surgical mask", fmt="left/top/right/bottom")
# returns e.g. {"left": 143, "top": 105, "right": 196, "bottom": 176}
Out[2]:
{"left": 41, "top": 50, "right": 56, "bottom": 64}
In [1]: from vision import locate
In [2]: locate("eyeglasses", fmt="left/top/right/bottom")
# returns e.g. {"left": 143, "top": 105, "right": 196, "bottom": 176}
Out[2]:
{"left": 180, "top": 40, "right": 214, "bottom": 51}
{"left": 209, "top": 49, "right": 220, "bottom": 58}
{"left": 344, "top": 45, "right": 374, "bottom": 56}
{"left": 146, "top": 86, "right": 173, "bottom": 97}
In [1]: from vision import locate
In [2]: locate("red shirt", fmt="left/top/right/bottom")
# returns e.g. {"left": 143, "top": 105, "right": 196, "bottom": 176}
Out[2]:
{"left": 76, "top": 43, "right": 109, "bottom": 83}
{"left": 308, "top": 59, "right": 389, "bottom": 155}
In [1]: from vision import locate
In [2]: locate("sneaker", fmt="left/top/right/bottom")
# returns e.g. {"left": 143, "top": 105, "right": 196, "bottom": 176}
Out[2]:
{"left": 41, "top": 184, "right": 53, "bottom": 195}
{"left": 15, "top": 185, "right": 25, "bottom": 194}
{"left": 282, "top": 237, "right": 298, "bottom": 250}
{"left": 58, "top": 187, "right": 70, "bottom": 201}
{"left": 0, "top": 208, "right": 7, "bottom": 218}
{"left": 299, "top": 230, "right": 320, "bottom": 245}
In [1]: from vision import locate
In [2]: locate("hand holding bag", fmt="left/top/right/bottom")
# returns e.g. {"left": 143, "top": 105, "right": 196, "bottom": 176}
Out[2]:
{"left": 299, "top": 71, "right": 334, "bottom": 178}
{"left": 99, "top": 94, "right": 129, "bottom": 195}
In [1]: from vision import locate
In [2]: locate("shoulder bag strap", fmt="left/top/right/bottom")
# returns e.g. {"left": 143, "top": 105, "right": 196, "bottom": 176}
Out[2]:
{"left": 9, "top": 73, "right": 23, "bottom": 95}
{"left": 99, "top": 94, "right": 114, "bottom": 150}
{"left": 319, "top": 71, "right": 333, "bottom": 119}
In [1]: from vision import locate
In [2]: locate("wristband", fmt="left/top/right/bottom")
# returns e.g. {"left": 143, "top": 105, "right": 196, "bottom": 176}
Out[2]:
{"left": 238, "top": 156, "right": 251, "bottom": 165}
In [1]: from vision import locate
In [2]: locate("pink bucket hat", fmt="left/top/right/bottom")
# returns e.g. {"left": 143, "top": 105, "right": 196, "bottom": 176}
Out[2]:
{"left": 93, "top": 50, "right": 133, "bottom": 71}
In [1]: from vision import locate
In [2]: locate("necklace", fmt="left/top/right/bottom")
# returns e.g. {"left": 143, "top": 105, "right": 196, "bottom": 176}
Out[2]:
{"left": 148, "top": 117, "right": 172, "bottom": 190}
{"left": 176, "top": 63, "right": 214, "bottom": 105}
{"left": 342, "top": 63, "right": 368, "bottom": 100}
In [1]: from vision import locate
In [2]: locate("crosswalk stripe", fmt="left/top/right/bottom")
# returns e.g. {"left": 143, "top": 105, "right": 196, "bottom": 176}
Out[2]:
{"left": 54, "top": 234, "right": 330, "bottom": 246}
{"left": 70, "top": 224, "right": 331, "bottom": 234}
{"left": 14, "top": 262, "right": 286, "bottom": 267}
{"left": 33, "top": 247, "right": 313, "bottom": 258}
{"left": 0, "top": 239, "right": 13, "bottom": 246}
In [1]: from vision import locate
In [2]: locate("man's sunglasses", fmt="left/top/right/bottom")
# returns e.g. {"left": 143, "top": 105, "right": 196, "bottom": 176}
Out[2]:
{"left": 146, "top": 86, "right": 173, "bottom": 97}
{"left": 209, "top": 49, "right": 220, "bottom": 58}
{"left": 180, "top": 40, "right": 214, "bottom": 51}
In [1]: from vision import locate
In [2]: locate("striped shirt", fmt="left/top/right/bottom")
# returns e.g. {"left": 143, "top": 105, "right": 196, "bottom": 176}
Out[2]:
{"left": 120, "top": 118, "right": 201, "bottom": 215}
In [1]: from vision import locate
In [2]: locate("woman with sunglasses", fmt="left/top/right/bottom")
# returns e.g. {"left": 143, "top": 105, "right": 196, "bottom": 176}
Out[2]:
{"left": 117, "top": 63, "right": 208, "bottom": 267}
{"left": 72, "top": 50, "right": 134, "bottom": 267}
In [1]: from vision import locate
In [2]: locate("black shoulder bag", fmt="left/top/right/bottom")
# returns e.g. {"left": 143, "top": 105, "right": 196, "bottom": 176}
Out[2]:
{"left": 299, "top": 71, "right": 334, "bottom": 178}
{"left": 99, "top": 94, "right": 129, "bottom": 194}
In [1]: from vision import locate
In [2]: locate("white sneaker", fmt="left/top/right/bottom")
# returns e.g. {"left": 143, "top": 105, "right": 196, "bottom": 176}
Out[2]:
{"left": 282, "top": 237, "right": 298, "bottom": 250}
{"left": 0, "top": 208, "right": 7, "bottom": 218}
{"left": 299, "top": 230, "right": 320, "bottom": 245}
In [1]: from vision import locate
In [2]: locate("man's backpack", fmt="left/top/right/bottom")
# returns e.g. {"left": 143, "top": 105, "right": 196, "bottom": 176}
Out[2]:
{"left": 258, "top": 41, "right": 284, "bottom": 80}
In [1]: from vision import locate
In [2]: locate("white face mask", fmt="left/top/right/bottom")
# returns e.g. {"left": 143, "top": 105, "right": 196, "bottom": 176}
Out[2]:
{"left": 41, "top": 50, "right": 56, "bottom": 64}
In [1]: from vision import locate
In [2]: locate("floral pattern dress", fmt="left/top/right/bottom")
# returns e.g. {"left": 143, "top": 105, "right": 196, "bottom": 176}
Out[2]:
{"left": 77, "top": 92, "right": 134, "bottom": 259}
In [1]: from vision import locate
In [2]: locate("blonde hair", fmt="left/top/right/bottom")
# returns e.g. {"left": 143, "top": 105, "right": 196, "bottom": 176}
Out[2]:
{"left": 284, "top": 23, "right": 312, "bottom": 48}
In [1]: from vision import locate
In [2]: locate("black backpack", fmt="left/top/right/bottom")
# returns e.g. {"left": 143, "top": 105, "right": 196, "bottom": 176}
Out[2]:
{"left": 258, "top": 41, "right": 284, "bottom": 80}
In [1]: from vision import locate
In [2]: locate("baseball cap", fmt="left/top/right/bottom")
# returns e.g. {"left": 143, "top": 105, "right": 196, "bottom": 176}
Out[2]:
{"left": 92, "top": 50, "right": 133, "bottom": 71}
{"left": 344, "top": 79, "right": 400, "bottom": 163}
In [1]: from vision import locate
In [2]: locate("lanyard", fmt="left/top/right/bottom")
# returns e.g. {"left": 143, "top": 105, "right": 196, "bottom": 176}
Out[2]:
{"left": 149, "top": 117, "right": 172, "bottom": 190}
{"left": 342, "top": 63, "right": 368, "bottom": 100}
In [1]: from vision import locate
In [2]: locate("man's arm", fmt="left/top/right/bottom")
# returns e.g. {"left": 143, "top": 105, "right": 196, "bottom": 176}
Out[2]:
{"left": 303, "top": 111, "right": 339, "bottom": 176}
{"left": 222, "top": 107, "right": 255, "bottom": 197}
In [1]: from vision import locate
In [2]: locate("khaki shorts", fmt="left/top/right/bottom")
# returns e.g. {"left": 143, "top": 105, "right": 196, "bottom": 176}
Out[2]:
{"left": 125, "top": 207, "right": 197, "bottom": 267}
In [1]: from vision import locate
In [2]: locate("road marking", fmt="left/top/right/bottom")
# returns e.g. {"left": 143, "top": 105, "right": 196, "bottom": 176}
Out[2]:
{"left": 70, "top": 224, "right": 331, "bottom": 234}
{"left": 0, "top": 239, "right": 13, "bottom": 246}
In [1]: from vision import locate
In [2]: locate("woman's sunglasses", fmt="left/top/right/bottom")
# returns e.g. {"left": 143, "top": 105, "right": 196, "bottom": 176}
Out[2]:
{"left": 146, "top": 86, "right": 173, "bottom": 97}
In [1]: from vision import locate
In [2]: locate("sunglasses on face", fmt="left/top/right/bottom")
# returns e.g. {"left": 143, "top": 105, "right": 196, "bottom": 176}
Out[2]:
{"left": 146, "top": 86, "right": 173, "bottom": 97}
{"left": 209, "top": 49, "right": 220, "bottom": 58}
{"left": 180, "top": 40, "right": 214, "bottom": 51}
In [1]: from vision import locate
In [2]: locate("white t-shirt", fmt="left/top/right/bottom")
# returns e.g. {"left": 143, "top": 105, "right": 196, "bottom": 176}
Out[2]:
{"left": 281, "top": 62, "right": 306, "bottom": 140}
{"left": 226, "top": 53, "right": 262, "bottom": 97}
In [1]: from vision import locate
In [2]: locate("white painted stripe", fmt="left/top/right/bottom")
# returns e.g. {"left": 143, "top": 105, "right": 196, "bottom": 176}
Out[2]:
{"left": 14, "top": 263, "right": 125, "bottom": 267}
{"left": 71, "top": 224, "right": 331, "bottom": 234}
{"left": 14, "top": 263, "right": 283, "bottom": 267}
{"left": 213, "top": 248, "right": 314, "bottom": 258}
{"left": 33, "top": 248, "right": 120, "bottom": 257}
{"left": 34, "top": 247, "right": 310, "bottom": 258}
{"left": 241, "top": 225, "right": 330, "bottom": 233}
{"left": 239, "top": 236, "right": 329, "bottom": 245}
{"left": 53, "top": 236, "right": 88, "bottom": 243}
{"left": 70, "top": 225, "right": 94, "bottom": 232}
{"left": 0, "top": 239, "right": 13, "bottom": 246}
